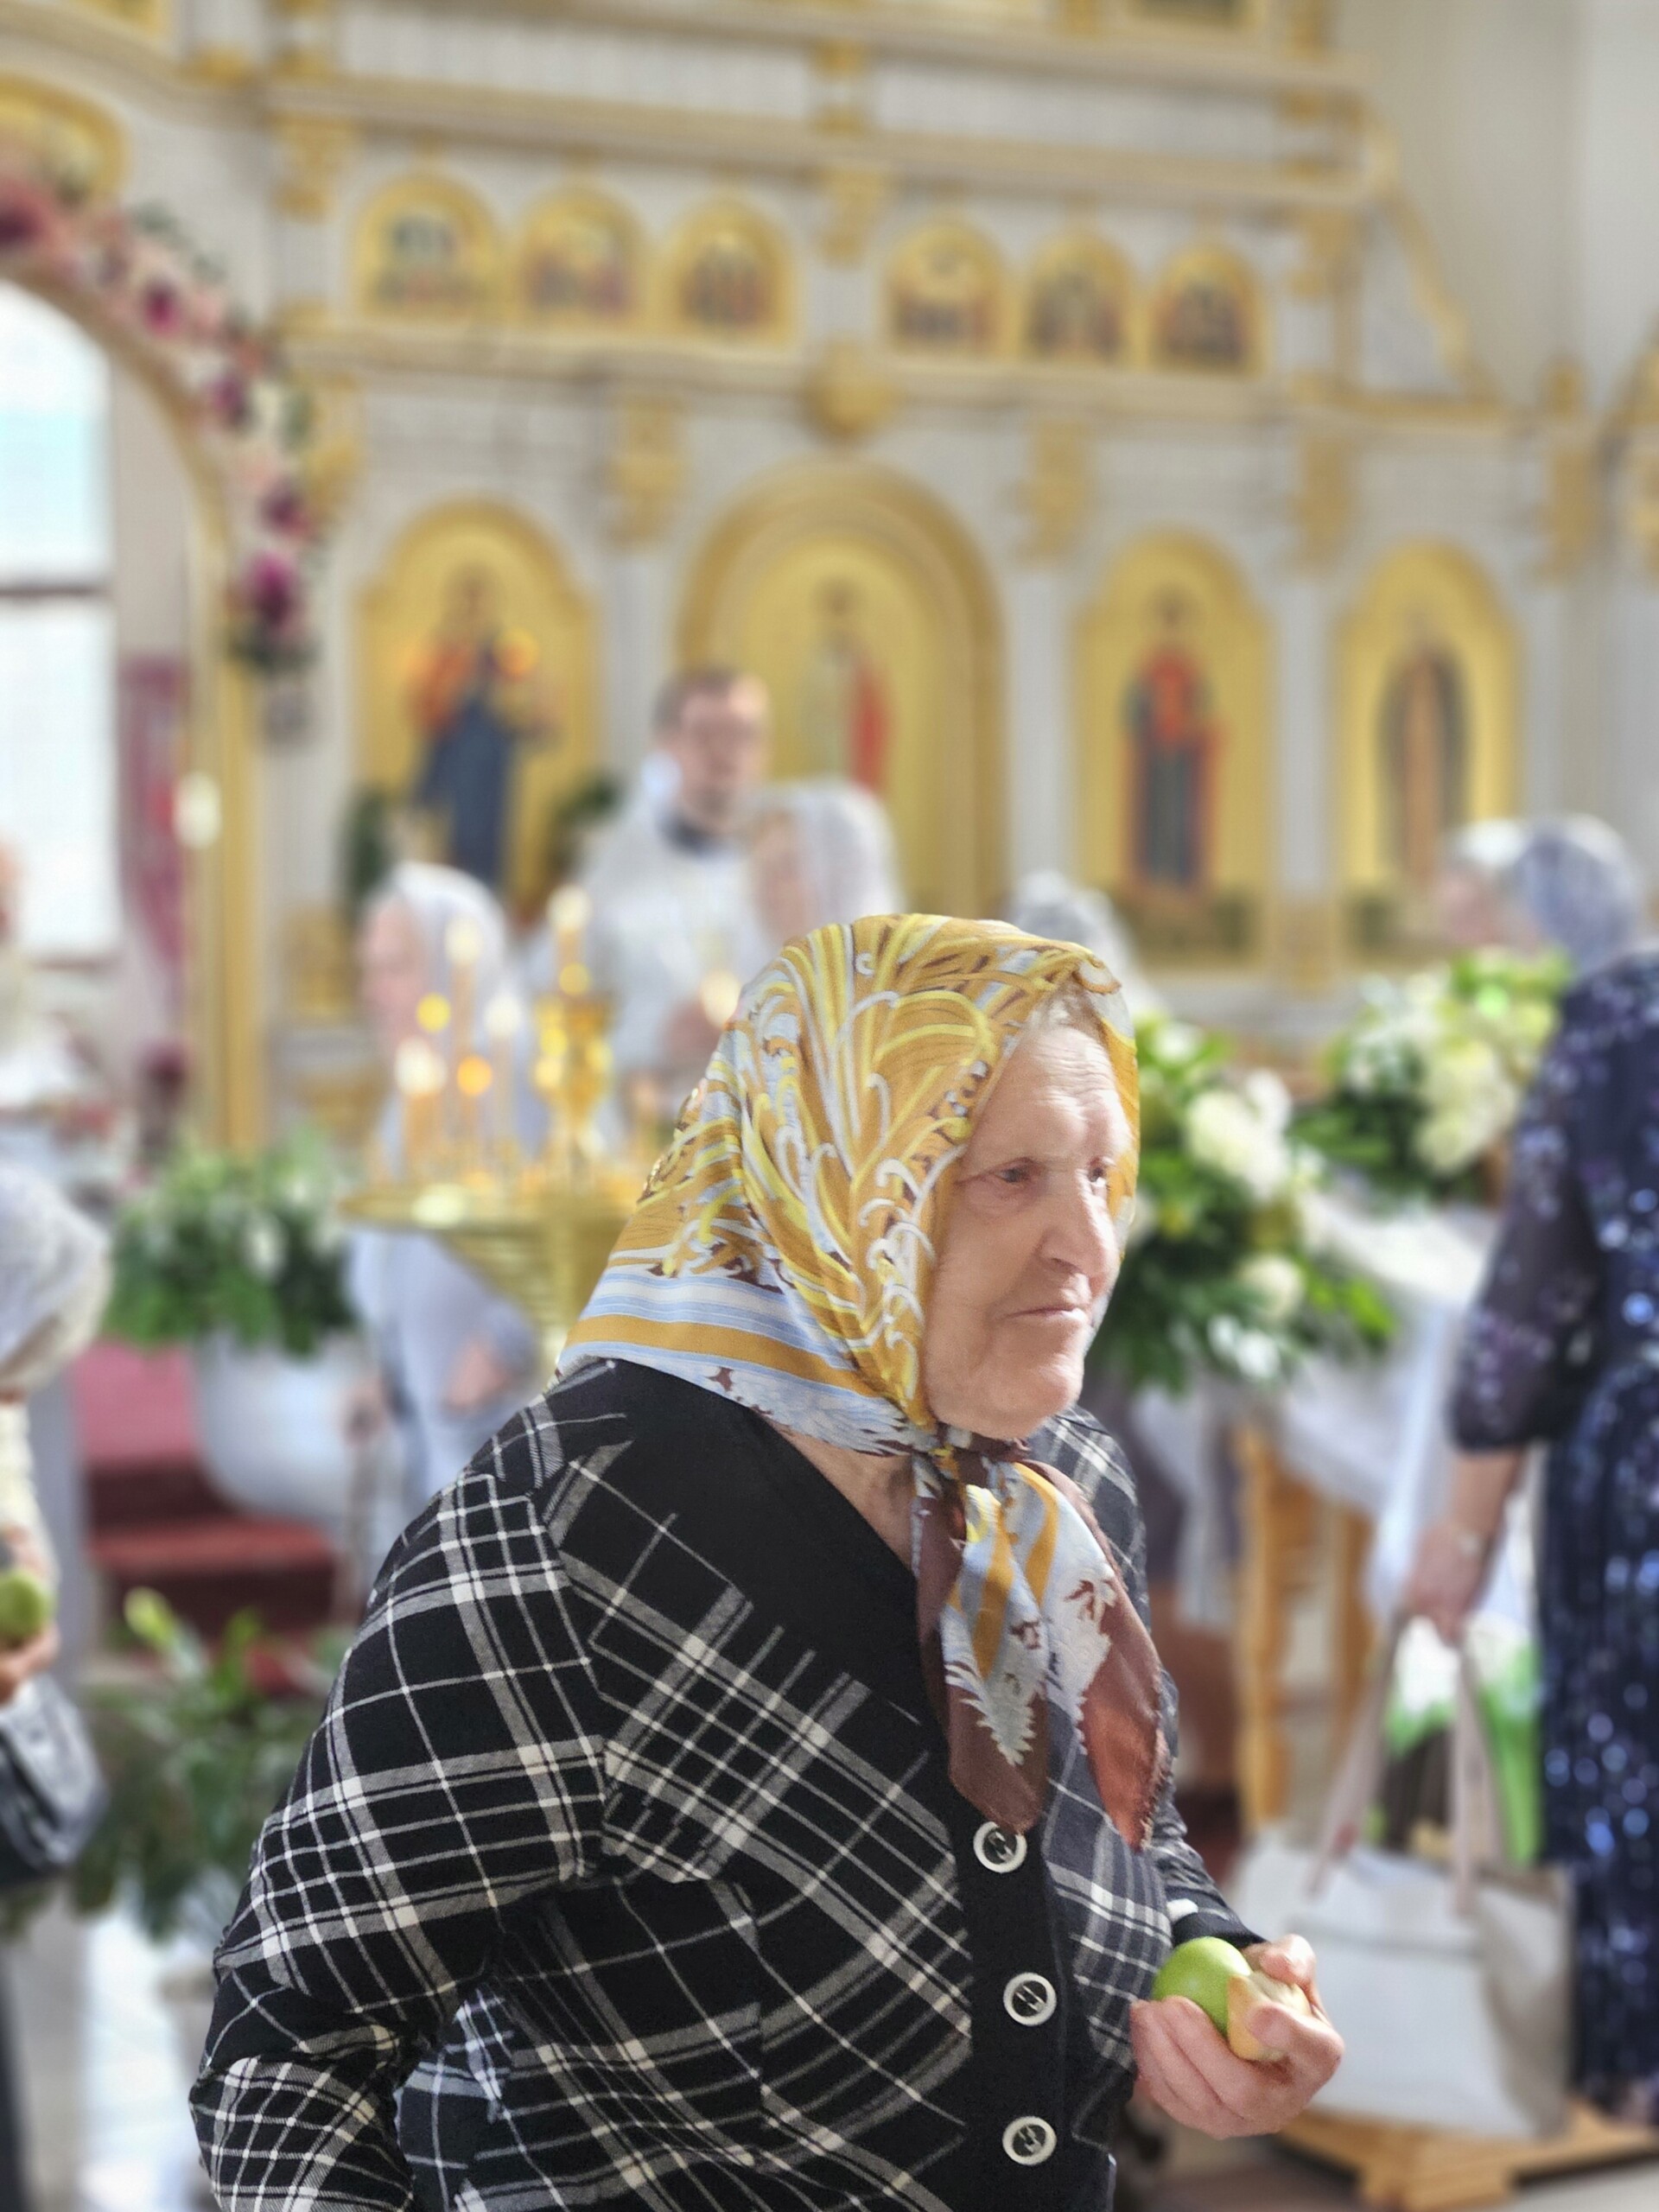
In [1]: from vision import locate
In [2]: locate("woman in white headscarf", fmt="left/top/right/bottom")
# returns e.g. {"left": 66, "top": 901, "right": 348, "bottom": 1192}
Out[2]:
{"left": 1440, "top": 816, "right": 1648, "bottom": 976}
{"left": 350, "top": 866, "right": 540, "bottom": 1527}
{"left": 0, "top": 1165, "right": 107, "bottom": 2212}
{"left": 744, "top": 780, "right": 903, "bottom": 964}
{"left": 1006, "top": 870, "right": 1160, "bottom": 1020}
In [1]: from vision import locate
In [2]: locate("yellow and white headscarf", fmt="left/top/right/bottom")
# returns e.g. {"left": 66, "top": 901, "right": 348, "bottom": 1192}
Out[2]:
{"left": 563, "top": 914, "right": 1166, "bottom": 1840}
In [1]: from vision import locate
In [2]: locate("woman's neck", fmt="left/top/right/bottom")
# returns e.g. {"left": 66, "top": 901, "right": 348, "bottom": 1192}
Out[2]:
{"left": 769, "top": 1421, "right": 913, "bottom": 1566}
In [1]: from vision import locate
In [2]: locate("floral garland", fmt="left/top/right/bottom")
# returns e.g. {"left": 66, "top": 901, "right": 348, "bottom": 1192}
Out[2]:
{"left": 1090, "top": 1017, "right": 1395, "bottom": 1397}
{"left": 0, "top": 149, "right": 322, "bottom": 671}
{"left": 1294, "top": 950, "right": 1569, "bottom": 1207}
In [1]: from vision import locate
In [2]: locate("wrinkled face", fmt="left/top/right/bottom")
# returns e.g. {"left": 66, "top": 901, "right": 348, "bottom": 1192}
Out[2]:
{"left": 357, "top": 898, "right": 428, "bottom": 1060}
{"left": 750, "top": 812, "right": 815, "bottom": 946}
{"left": 923, "top": 1022, "right": 1129, "bottom": 1443}
{"left": 663, "top": 680, "right": 770, "bottom": 836}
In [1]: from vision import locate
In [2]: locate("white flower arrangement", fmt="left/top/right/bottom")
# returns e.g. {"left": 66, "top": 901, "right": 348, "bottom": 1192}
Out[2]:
{"left": 1091, "top": 1017, "right": 1395, "bottom": 1396}
{"left": 1297, "top": 951, "right": 1568, "bottom": 1205}
{"left": 106, "top": 1134, "right": 353, "bottom": 1356}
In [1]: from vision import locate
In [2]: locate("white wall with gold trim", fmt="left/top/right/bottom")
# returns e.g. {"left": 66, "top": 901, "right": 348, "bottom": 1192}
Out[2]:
{"left": 5, "top": 0, "right": 1658, "bottom": 1129}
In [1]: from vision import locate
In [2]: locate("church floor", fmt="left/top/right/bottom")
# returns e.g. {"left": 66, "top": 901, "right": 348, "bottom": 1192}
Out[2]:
{"left": 8, "top": 1907, "right": 1657, "bottom": 2212}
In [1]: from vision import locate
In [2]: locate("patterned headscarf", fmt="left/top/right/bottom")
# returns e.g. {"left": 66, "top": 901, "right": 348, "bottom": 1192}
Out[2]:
{"left": 563, "top": 914, "right": 1167, "bottom": 1841}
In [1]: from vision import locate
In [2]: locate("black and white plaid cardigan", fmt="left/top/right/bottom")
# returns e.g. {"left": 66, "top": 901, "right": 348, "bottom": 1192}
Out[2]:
{"left": 192, "top": 1360, "right": 1249, "bottom": 2210}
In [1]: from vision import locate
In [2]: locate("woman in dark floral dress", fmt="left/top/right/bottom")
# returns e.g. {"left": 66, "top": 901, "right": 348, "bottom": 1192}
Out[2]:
{"left": 1408, "top": 950, "right": 1659, "bottom": 2120}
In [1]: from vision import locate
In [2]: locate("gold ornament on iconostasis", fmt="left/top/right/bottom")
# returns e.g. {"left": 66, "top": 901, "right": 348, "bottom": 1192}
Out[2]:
{"left": 353, "top": 174, "right": 502, "bottom": 324}
{"left": 1338, "top": 543, "right": 1517, "bottom": 959}
{"left": 680, "top": 465, "right": 1003, "bottom": 918}
{"left": 358, "top": 505, "right": 597, "bottom": 920}
{"left": 1076, "top": 533, "right": 1270, "bottom": 964}
{"left": 1148, "top": 244, "right": 1262, "bottom": 374}
{"left": 663, "top": 201, "right": 792, "bottom": 343}
{"left": 887, "top": 221, "right": 1008, "bottom": 358}
{"left": 1129, "top": 0, "right": 1257, "bottom": 30}
{"left": 69, "top": 0, "right": 170, "bottom": 38}
{"left": 0, "top": 76, "right": 125, "bottom": 197}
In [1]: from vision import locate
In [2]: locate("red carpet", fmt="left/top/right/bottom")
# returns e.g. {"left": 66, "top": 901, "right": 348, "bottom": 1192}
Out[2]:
{"left": 72, "top": 1343, "right": 338, "bottom": 1638}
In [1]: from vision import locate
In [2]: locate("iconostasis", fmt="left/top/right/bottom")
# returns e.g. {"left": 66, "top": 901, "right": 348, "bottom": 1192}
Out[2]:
{"left": 2, "top": 0, "right": 1652, "bottom": 1135}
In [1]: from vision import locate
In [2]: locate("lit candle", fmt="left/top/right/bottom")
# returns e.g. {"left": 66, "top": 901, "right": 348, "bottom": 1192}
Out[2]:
{"left": 455, "top": 1052, "right": 493, "bottom": 1169}
{"left": 394, "top": 1036, "right": 446, "bottom": 1177}
{"left": 445, "top": 916, "right": 483, "bottom": 1056}
{"left": 549, "top": 885, "right": 592, "bottom": 1001}
{"left": 482, "top": 990, "right": 524, "bottom": 1162}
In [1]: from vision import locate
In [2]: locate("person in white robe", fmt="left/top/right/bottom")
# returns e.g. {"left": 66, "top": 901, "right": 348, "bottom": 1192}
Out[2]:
{"left": 565, "top": 669, "right": 769, "bottom": 1122}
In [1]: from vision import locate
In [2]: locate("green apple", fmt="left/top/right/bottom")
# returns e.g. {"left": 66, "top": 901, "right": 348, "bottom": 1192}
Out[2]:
{"left": 0, "top": 1566, "right": 53, "bottom": 1648}
{"left": 1150, "top": 1936, "right": 1253, "bottom": 2035}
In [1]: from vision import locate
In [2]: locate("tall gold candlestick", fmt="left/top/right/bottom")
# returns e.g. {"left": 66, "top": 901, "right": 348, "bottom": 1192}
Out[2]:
{"left": 483, "top": 990, "right": 524, "bottom": 1166}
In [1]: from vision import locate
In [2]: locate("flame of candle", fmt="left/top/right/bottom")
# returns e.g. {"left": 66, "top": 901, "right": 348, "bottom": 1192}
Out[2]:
{"left": 558, "top": 962, "right": 592, "bottom": 999}
{"left": 416, "top": 994, "right": 451, "bottom": 1036}
{"left": 483, "top": 992, "right": 523, "bottom": 1041}
{"left": 456, "top": 1054, "right": 494, "bottom": 1099}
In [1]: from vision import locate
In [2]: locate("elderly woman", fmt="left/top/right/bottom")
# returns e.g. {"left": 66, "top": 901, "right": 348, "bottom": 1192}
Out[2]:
{"left": 1408, "top": 936, "right": 1659, "bottom": 2121}
{"left": 1439, "top": 816, "right": 1647, "bottom": 975}
{"left": 351, "top": 863, "right": 540, "bottom": 1523}
{"left": 0, "top": 1165, "right": 108, "bottom": 2212}
{"left": 745, "top": 779, "right": 904, "bottom": 963}
{"left": 194, "top": 918, "right": 1340, "bottom": 2209}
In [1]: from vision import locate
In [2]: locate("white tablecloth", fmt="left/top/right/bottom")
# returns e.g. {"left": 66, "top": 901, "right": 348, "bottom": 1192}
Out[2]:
{"left": 1135, "top": 1199, "right": 1534, "bottom": 1630}
{"left": 1281, "top": 1201, "right": 1497, "bottom": 1618}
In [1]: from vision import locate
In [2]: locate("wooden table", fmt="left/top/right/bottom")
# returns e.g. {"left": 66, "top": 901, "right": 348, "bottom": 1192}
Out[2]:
{"left": 1233, "top": 1423, "right": 1375, "bottom": 1834}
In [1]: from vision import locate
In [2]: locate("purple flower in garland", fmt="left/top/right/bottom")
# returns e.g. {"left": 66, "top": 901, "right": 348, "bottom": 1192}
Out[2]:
{"left": 140, "top": 276, "right": 187, "bottom": 336}
{"left": 0, "top": 204, "right": 42, "bottom": 252}
{"left": 260, "top": 480, "right": 311, "bottom": 538}
{"left": 0, "top": 172, "right": 61, "bottom": 256}
{"left": 207, "top": 369, "right": 252, "bottom": 429}
{"left": 238, "top": 550, "right": 302, "bottom": 635}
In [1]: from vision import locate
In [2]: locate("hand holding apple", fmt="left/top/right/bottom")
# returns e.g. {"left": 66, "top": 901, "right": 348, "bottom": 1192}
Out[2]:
{"left": 1133, "top": 1934, "right": 1343, "bottom": 2139}
{"left": 0, "top": 1525, "right": 58, "bottom": 1709}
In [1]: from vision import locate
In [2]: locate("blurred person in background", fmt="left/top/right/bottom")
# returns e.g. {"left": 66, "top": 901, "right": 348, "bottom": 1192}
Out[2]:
{"left": 572, "top": 668, "right": 769, "bottom": 1119}
{"left": 744, "top": 778, "right": 903, "bottom": 965}
{"left": 1006, "top": 872, "right": 1160, "bottom": 1024}
{"left": 352, "top": 864, "right": 540, "bottom": 1530}
{"left": 1439, "top": 816, "right": 1648, "bottom": 976}
{"left": 0, "top": 1164, "right": 109, "bottom": 2210}
{"left": 1406, "top": 935, "right": 1659, "bottom": 2123}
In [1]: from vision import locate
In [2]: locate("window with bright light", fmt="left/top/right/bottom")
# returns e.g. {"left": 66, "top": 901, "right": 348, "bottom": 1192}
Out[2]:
{"left": 0, "top": 283, "right": 117, "bottom": 959}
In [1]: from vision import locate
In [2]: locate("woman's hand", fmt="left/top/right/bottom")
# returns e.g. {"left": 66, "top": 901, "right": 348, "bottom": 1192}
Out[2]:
{"left": 443, "top": 1336, "right": 520, "bottom": 1416}
{"left": 1131, "top": 1936, "right": 1343, "bottom": 2139}
{"left": 0, "top": 1525, "right": 59, "bottom": 1709}
{"left": 1403, "top": 1517, "right": 1491, "bottom": 1646}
